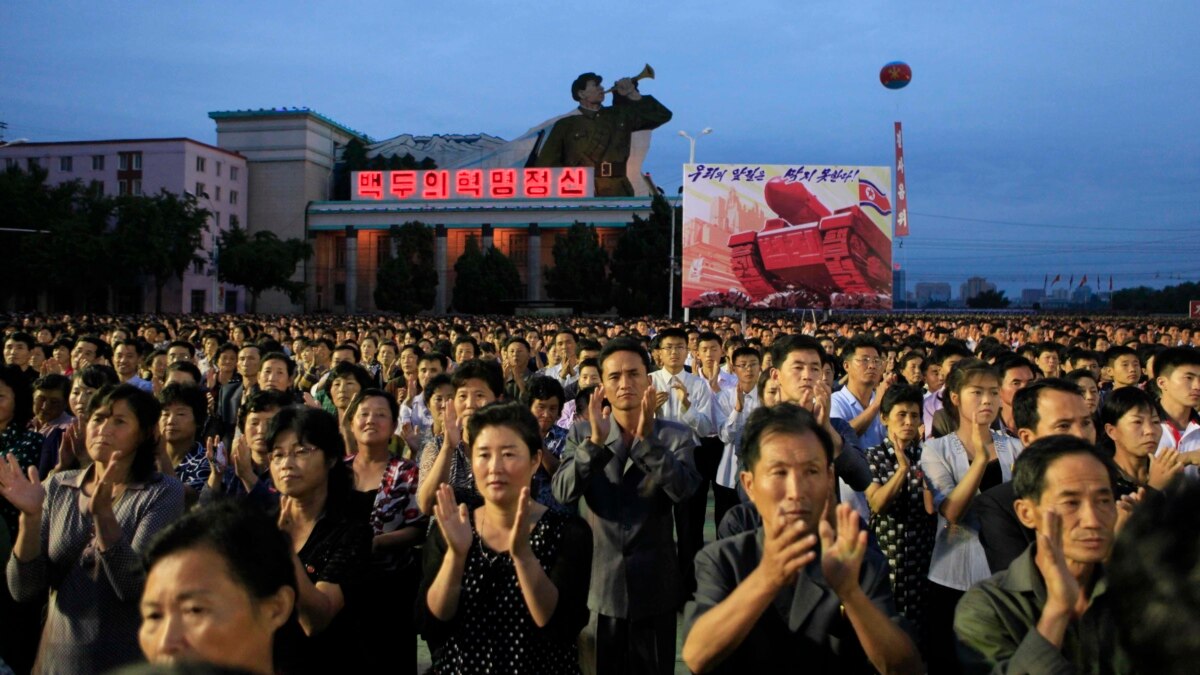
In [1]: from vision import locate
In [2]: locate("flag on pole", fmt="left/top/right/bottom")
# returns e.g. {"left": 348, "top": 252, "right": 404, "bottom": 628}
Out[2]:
{"left": 1051, "top": 274, "right": 1061, "bottom": 286}
{"left": 1078, "top": 275, "right": 1088, "bottom": 288}
{"left": 1109, "top": 276, "right": 1113, "bottom": 291}
{"left": 1069, "top": 274, "right": 1075, "bottom": 288}
{"left": 894, "top": 121, "right": 909, "bottom": 237}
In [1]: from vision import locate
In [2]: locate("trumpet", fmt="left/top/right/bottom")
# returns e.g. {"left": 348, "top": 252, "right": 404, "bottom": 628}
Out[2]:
{"left": 605, "top": 63, "right": 655, "bottom": 93}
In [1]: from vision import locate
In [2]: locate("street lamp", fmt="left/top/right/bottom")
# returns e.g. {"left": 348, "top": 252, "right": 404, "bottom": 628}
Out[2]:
{"left": 672, "top": 128, "right": 712, "bottom": 320}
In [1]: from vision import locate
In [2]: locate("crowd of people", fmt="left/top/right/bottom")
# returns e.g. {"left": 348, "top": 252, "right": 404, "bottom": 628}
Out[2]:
{"left": 0, "top": 312, "right": 1196, "bottom": 674}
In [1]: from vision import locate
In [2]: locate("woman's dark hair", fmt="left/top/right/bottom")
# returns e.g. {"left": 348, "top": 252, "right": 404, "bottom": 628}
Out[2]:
{"left": 0, "top": 365, "right": 34, "bottom": 428}
{"left": 158, "top": 383, "right": 208, "bottom": 439}
{"left": 320, "top": 362, "right": 372, "bottom": 397}
{"left": 466, "top": 401, "right": 542, "bottom": 458}
{"left": 451, "top": 359, "right": 504, "bottom": 398}
{"left": 72, "top": 363, "right": 118, "bottom": 389}
{"left": 1098, "top": 386, "right": 1159, "bottom": 457}
{"left": 880, "top": 383, "right": 926, "bottom": 417}
{"left": 1063, "top": 368, "right": 1098, "bottom": 387}
{"left": 236, "top": 390, "right": 295, "bottom": 433}
{"left": 523, "top": 375, "right": 566, "bottom": 409}
{"left": 941, "top": 358, "right": 999, "bottom": 423}
{"left": 88, "top": 383, "right": 162, "bottom": 482}
{"left": 265, "top": 406, "right": 351, "bottom": 509}
{"left": 346, "top": 388, "right": 399, "bottom": 427}
{"left": 144, "top": 500, "right": 296, "bottom": 604}
{"left": 423, "top": 373, "right": 453, "bottom": 403}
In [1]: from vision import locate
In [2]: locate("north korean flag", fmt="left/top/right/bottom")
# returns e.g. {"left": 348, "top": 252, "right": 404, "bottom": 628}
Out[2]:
{"left": 858, "top": 179, "right": 892, "bottom": 216}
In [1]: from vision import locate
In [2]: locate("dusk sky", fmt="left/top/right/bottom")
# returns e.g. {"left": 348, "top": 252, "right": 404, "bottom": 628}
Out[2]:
{"left": 3, "top": 1, "right": 1197, "bottom": 300}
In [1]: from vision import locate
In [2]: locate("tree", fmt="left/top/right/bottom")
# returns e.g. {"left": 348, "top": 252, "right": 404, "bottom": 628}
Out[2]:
{"left": 452, "top": 236, "right": 522, "bottom": 313}
{"left": 1112, "top": 281, "right": 1200, "bottom": 313}
{"left": 966, "top": 289, "right": 1011, "bottom": 309}
{"left": 375, "top": 222, "right": 438, "bottom": 313}
{"left": 217, "top": 226, "right": 312, "bottom": 312}
{"left": 609, "top": 192, "right": 678, "bottom": 315}
{"left": 111, "top": 190, "right": 209, "bottom": 312}
{"left": 544, "top": 222, "right": 610, "bottom": 311}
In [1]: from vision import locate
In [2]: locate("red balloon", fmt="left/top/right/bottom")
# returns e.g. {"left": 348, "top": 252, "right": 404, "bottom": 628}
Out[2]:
{"left": 880, "top": 61, "right": 912, "bottom": 89}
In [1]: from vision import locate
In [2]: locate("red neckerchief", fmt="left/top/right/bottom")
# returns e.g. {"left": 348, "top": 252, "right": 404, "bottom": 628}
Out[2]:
{"left": 1162, "top": 409, "right": 1200, "bottom": 446}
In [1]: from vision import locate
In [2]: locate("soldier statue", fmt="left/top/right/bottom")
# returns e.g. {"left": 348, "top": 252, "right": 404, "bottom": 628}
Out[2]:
{"left": 534, "top": 72, "right": 672, "bottom": 197}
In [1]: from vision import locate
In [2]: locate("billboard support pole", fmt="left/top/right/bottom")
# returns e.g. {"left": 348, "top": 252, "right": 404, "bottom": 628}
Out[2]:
{"left": 669, "top": 193, "right": 676, "bottom": 321}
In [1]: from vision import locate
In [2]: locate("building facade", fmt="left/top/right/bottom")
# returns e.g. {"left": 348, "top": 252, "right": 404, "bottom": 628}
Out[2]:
{"left": 0, "top": 138, "right": 247, "bottom": 313}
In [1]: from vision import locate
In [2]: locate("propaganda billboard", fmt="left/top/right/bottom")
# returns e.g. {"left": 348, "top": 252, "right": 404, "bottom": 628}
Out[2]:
{"left": 682, "top": 164, "right": 894, "bottom": 310}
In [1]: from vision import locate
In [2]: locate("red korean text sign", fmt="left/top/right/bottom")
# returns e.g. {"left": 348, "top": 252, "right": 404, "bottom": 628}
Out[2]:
{"left": 352, "top": 168, "right": 595, "bottom": 200}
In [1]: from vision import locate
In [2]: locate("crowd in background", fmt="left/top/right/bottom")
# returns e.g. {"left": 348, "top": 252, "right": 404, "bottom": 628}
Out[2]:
{"left": 0, "top": 312, "right": 1196, "bottom": 674}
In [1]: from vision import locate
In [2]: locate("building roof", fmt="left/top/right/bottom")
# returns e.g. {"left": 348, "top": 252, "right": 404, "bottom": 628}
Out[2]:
{"left": 0, "top": 137, "right": 246, "bottom": 159}
{"left": 208, "top": 108, "right": 371, "bottom": 142}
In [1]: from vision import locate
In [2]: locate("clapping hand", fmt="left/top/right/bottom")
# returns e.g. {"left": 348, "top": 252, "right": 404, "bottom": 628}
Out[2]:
{"left": 86, "top": 450, "right": 126, "bottom": 519}
{"left": 588, "top": 384, "right": 612, "bottom": 446}
{"left": 54, "top": 419, "right": 86, "bottom": 473}
{"left": 1148, "top": 447, "right": 1184, "bottom": 490}
{"left": 0, "top": 454, "right": 45, "bottom": 517}
{"left": 507, "top": 487, "right": 537, "bottom": 561}
{"left": 434, "top": 483, "right": 473, "bottom": 559}
{"left": 759, "top": 503, "right": 818, "bottom": 590}
{"left": 1115, "top": 487, "right": 1144, "bottom": 535}
{"left": 1035, "top": 508, "right": 1089, "bottom": 622}
{"left": 636, "top": 384, "right": 658, "bottom": 441}
{"left": 819, "top": 504, "right": 869, "bottom": 597}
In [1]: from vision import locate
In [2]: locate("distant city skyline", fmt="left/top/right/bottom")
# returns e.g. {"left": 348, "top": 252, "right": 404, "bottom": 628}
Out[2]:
{"left": 3, "top": 2, "right": 1197, "bottom": 301}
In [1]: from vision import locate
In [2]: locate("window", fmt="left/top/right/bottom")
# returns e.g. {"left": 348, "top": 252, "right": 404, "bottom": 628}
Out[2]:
{"left": 229, "top": 190, "right": 238, "bottom": 205}
{"left": 119, "top": 154, "right": 128, "bottom": 170}
{"left": 214, "top": 186, "right": 221, "bottom": 201}
{"left": 191, "top": 289, "right": 206, "bottom": 313}
{"left": 193, "top": 260, "right": 205, "bottom": 274}
{"left": 118, "top": 180, "right": 129, "bottom": 195}
{"left": 196, "top": 182, "right": 206, "bottom": 198}
{"left": 230, "top": 166, "right": 239, "bottom": 181}
{"left": 229, "top": 214, "right": 239, "bottom": 228}
{"left": 196, "top": 156, "right": 206, "bottom": 172}
{"left": 132, "top": 153, "right": 142, "bottom": 170}
{"left": 133, "top": 179, "right": 142, "bottom": 196}
{"left": 59, "top": 156, "right": 73, "bottom": 172}
{"left": 92, "top": 155, "right": 105, "bottom": 171}
{"left": 215, "top": 161, "right": 222, "bottom": 177}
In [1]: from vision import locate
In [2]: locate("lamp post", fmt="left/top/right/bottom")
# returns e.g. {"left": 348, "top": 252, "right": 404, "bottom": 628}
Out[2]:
{"left": 673, "top": 128, "right": 712, "bottom": 322}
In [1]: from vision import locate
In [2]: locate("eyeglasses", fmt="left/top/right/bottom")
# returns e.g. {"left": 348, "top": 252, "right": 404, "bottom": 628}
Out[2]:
{"left": 852, "top": 358, "right": 883, "bottom": 366}
{"left": 661, "top": 345, "right": 688, "bottom": 352}
{"left": 269, "top": 446, "right": 320, "bottom": 464}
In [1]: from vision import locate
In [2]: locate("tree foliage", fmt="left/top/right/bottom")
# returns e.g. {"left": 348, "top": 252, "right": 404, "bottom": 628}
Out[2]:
{"left": 452, "top": 236, "right": 522, "bottom": 314}
{"left": 216, "top": 226, "right": 312, "bottom": 312}
{"left": 544, "top": 222, "right": 611, "bottom": 311}
{"left": 966, "top": 289, "right": 1011, "bottom": 309}
{"left": 111, "top": 190, "right": 210, "bottom": 312}
{"left": 375, "top": 222, "right": 438, "bottom": 313}
{"left": 609, "top": 193, "right": 680, "bottom": 316}
{"left": 332, "top": 139, "right": 437, "bottom": 200}
{"left": 1112, "top": 282, "right": 1200, "bottom": 313}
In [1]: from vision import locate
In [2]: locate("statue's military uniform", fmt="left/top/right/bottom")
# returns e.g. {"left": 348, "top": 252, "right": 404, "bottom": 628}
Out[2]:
{"left": 534, "top": 96, "right": 672, "bottom": 196}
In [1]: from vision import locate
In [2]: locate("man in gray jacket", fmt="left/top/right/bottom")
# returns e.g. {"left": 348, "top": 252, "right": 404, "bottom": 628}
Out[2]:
{"left": 553, "top": 337, "right": 701, "bottom": 675}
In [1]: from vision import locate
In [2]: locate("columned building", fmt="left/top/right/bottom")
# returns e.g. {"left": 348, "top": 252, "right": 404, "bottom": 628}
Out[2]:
{"left": 305, "top": 196, "right": 668, "bottom": 313}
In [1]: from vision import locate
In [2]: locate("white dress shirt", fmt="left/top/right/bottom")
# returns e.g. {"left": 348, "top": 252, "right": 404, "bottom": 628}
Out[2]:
{"left": 713, "top": 387, "right": 760, "bottom": 488}
{"left": 650, "top": 367, "right": 715, "bottom": 442}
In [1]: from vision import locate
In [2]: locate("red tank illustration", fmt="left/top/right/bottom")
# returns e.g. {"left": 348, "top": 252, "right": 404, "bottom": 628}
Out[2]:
{"left": 727, "top": 177, "right": 892, "bottom": 308}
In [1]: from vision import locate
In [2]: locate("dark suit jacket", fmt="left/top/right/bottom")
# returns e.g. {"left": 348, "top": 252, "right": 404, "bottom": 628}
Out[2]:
{"left": 216, "top": 381, "right": 244, "bottom": 444}
{"left": 683, "top": 529, "right": 899, "bottom": 674}
{"left": 976, "top": 481, "right": 1034, "bottom": 574}
{"left": 552, "top": 417, "right": 701, "bottom": 620}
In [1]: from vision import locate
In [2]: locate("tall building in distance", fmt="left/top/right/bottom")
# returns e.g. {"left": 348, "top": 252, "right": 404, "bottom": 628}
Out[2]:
{"left": 960, "top": 276, "right": 997, "bottom": 302}
{"left": 914, "top": 282, "right": 952, "bottom": 307}
{"left": 892, "top": 269, "right": 907, "bottom": 308}
{"left": 0, "top": 138, "right": 247, "bottom": 313}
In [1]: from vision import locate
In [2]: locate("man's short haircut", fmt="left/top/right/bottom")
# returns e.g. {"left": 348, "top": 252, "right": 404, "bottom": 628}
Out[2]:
{"left": 73, "top": 364, "right": 119, "bottom": 390}
{"left": 577, "top": 337, "right": 602, "bottom": 353}
{"left": 839, "top": 334, "right": 882, "bottom": 362}
{"left": 1011, "top": 434, "right": 1117, "bottom": 501}
{"left": 575, "top": 384, "right": 599, "bottom": 413}
{"left": 237, "top": 389, "right": 294, "bottom": 433}
{"left": 577, "top": 357, "right": 600, "bottom": 374}
{"left": 115, "top": 339, "right": 144, "bottom": 356}
{"left": 897, "top": 350, "right": 924, "bottom": 371}
{"left": 730, "top": 346, "right": 761, "bottom": 365}
{"left": 502, "top": 336, "right": 531, "bottom": 352}
{"left": 741, "top": 403, "right": 834, "bottom": 471}
{"left": 598, "top": 337, "right": 652, "bottom": 374}
{"left": 1033, "top": 342, "right": 1061, "bottom": 358}
{"left": 1067, "top": 348, "right": 1100, "bottom": 366}
{"left": 769, "top": 334, "right": 825, "bottom": 372}
{"left": 451, "top": 359, "right": 504, "bottom": 398}
{"left": 524, "top": 375, "right": 566, "bottom": 409}
{"left": 1153, "top": 346, "right": 1200, "bottom": 380}
{"left": 880, "top": 383, "right": 925, "bottom": 417}
{"left": 1104, "top": 345, "right": 1139, "bottom": 367}
{"left": 654, "top": 327, "right": 688, "bottom": 345}
{"left": 995, "top": 354, "right": 1036, "bottom": 378}
{"left": 261, "top": 352, "right": 297, "bottom": 378}
{"left": 4, "top": 331, "right": 35, "bottom": 350}
{"left": 166, "top": 361, "right": 202, "bottom": 385}
{"left": 1109, "top": 480, "right": 1200, "bottom": 675}
{"left": 1012, "top": 378, "right": 1085, "bottom": 433}
{"left": 237, "top": 342, "right": 263, "bottom": 357}
{"left": 554, "top": 329, "right": 578, "bottom": 343}
{"left": 32, "top": 373, "right": 71, "bottom": 398}
{"left": 332, "top": 342, "right": 361, "bottom": 363}
{"left": 158, "top": 383, "right": 208, "bottom": 436}
{"left": 570, "top": 72, "right": 601, "bottom": 101}
{"left": 696, "top": 331, "right": 723, "bottom": 348}
{"left": 167, "top": 340, "right": 197, "bottom": 358}
{"left": 931, "top": 342, "right": 973, "bottom": 367}
{"left": 422, "top": 373, "right": 454, "bottom": 403}
{"left": 1063, "top": 368, "right": 1098, "bottom": 386}
{"left": 419, "top": 351, "right": 449, "bottom": 371}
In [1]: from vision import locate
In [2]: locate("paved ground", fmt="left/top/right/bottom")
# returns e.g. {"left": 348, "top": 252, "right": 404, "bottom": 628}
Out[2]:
{"left": 416, "top": 492, "right": 719, "bottom": 674}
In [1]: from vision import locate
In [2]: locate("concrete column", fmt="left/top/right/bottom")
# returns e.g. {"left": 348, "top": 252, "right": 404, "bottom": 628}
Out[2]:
{"left": 344, "top": 226, "right": 358, "bottom": 315}
{"left": 527, "top": 222, "right": 542, "bottom": 302}
{"left": 480, "top": 223, "right": 493, "bottom": 251}
{"left": 435, "top": 225, "right": 448, "bottom": 313}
